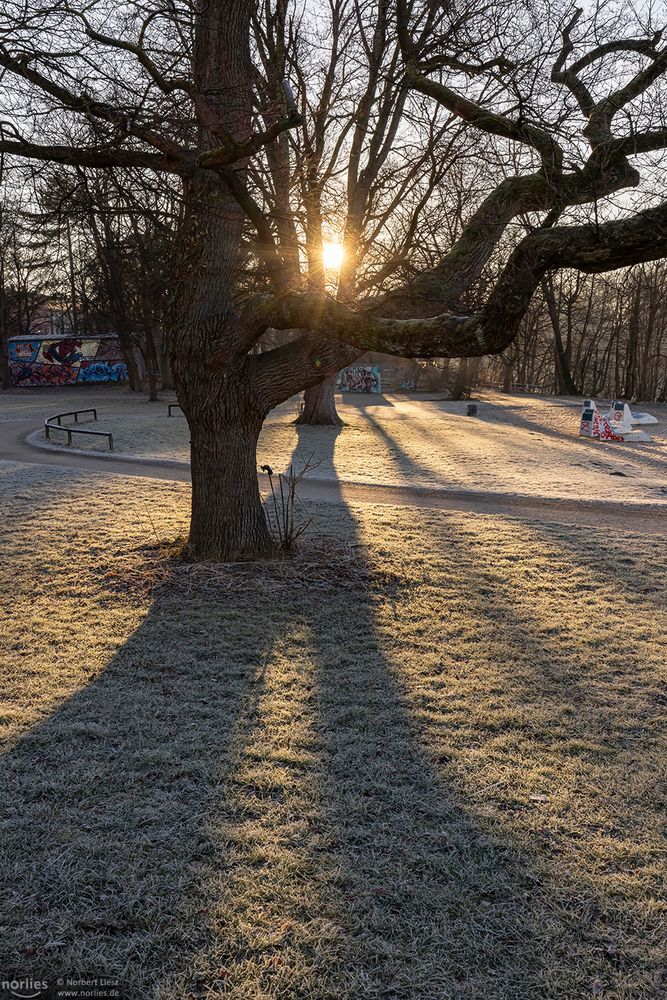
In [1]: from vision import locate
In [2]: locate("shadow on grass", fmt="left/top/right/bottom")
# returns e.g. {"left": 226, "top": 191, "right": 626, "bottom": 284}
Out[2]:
{"left": 471, "top": 400, "right": 667, "bottom": 476}
{"left": 340, "top": 392, "right": 395, "bottom": 409}
{"left": 148, "top": 425, "right": 653, "bottom": 998}
{"left": 0, "top": 580, "right": 280, "bottom": 982}
{"left": 0, "top": 450, "right": 662, "bottom": 998}
{"left": 357, "top": 408, "right": 456, "bottom": 489}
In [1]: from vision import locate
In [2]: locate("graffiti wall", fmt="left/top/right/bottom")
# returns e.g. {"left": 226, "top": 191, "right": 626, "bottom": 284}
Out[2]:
{"left": 337, "top": 365, "right": 382, "bottom": 393}
{"left": 8, "top": 336, "right": 128, "bottom": 387}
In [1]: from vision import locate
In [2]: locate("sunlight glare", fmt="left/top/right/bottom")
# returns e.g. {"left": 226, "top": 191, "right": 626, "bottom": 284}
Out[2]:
{"left": 322, "top": 241, "right": 345, "bottom": 271}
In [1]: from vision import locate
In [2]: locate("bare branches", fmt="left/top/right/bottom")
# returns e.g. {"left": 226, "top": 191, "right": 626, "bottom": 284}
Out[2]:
{"left": 0, "top": 136, "right": 191, "bottom": 176}
{"left": 0, "top": 43, "right": 188, "bottom": 161}
{"left": 397, "top": 1, "right": 564, "bottom": 174}
{"left": 404, "top": 64, "right": 564, "bottom": 173}
{"left": 584, "top": 46, "right": 667, "bottom": 146}
{"left": 551, "top": 8, "right": 595, "bottom": 115}
{"left": 3, "top": 0, "right": 667, "bottom": 387}
{"left": 551, "top": 6, "right": 667, "bottom": 149}
{"left": 77, "top": 12, "right": 196, "bottom": 99}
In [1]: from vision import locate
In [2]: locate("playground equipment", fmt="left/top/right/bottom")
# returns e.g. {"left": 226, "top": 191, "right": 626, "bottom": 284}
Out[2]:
{"left": 605, "top": 401, "right": 634, "bottom": 433}
{"left": 605, "top": 400, "right": 658, "bottom": 430}
{"left": 579, "top": 407, "right": 596, "bottom": 437}
{"left": 580, "top": 405, "right": 624, "bottom": 440}
{"left": 580, "top": 399, "right": 656, "bottom": 442}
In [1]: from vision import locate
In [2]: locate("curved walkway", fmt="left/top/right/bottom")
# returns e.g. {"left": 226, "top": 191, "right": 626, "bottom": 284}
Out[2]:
{"left": 3, "top": 417, "right": 667, "bottom": 534}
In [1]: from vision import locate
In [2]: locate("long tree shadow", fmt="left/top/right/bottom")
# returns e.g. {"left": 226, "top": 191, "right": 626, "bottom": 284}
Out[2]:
{"left": 358, "top": 409, "right": 457, "bottom": 489}
{"left": 340, "top": 392, "right": 395, "bottom": 409}
{"left": 0, "top": 534, "right": 286, "bottom": 989}
{"left": 422, "top": 514, "right": 665, "bottom": 991}
{"left": 2, "top": 449, "right": 661, "bottom": 997}
{"left": 204, "top": 424, "right": 627, "bottom": 998}
{"left": 356, "top": 405, "right": 558, "bottom": 495}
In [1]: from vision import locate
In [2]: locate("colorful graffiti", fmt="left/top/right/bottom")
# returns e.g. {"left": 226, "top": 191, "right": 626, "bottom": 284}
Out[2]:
{"left": 9, "top": 336, "right": 128, "bottom": 387}
{"left": 337, "top": 365, "right": 382, "bottom": 393}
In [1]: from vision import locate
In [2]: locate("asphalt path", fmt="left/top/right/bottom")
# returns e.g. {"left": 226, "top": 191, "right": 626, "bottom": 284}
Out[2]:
{"left": 2, "top": 416, "right": 666, "bottom": 534}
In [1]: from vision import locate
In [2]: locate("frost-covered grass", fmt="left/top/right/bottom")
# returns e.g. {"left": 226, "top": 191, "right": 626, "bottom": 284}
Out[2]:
{"left": 11, "top": 387, "right": 667, "bottom": 504}
{"left": 0, "top": 460, "right": 665, "bottom": 998}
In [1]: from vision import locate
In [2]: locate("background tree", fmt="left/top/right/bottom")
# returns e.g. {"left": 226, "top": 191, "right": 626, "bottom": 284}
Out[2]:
{"left": 251, "top": 0, "right": 468, "bottom": 424}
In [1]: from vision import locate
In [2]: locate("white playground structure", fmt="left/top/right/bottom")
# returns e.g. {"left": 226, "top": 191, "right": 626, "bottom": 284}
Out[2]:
{"left": 579, "top": 399, "right": 657, "bottom": 442}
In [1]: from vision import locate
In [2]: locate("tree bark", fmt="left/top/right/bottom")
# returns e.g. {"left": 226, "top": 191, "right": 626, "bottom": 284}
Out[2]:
{"left": 188, "top": 413, "right": 273, "bottom": 561}
{"left": 143, "top": 323, "right": 160, "bottom": 401}
{"left": 174, "top": 354, "right": 274, "bottom": 561}
{"left": 296, "top": 374, "right": 342, "bottom": 425}
{"left": 0, "top": 268, "right": 10, "bottom": 390}
{"left": 502, "top": 355, "right": 513, "bottom": 392}
{"left": 159, "top": 331, "right": 173, "bottom": 390}
{"left": 541, "top": 278, "right": 579, "bottom": 395}
{"left": 118, "top": 331, "right": 142, "bottom": 392}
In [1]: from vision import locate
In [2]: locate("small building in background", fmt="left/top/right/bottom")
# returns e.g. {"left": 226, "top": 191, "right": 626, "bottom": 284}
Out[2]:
{"left": 8, "top": 334, "right": 128, "bottom": 387}
{"left": 342, "top": 352, "right": 452, "bottom": 392}
{"left": 337, "top": 364, "right": 382, "bottom": 393}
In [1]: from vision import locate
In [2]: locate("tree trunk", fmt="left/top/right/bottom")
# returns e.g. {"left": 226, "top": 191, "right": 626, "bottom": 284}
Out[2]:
{"left": 146, "top": 365, "right": 158, "bottom": 402}
{"left": 450, "top": 357, "right": 470, "bottom": 399}
{"left": 170, "top": 0, "right": 275, "bottom": 561}
{"left": 554, "top": 331, "right": 579, "bottom": 395}
{"left": 502, "top": 355, "right": 513, "bottom": 392}
{"left": 160, "top": 332, "right": 173, "bottom": 390}
{"left": 296, "top": 373, "right": 342, "bottom": 425}
{"left": 0, "top": 272, "right": 10, "bottom": 390}
{"left": 185, "top": 393, "right": 274, "bottom": 561}
{"left": 143, "top": 324, "right": 160, "bottom": 401}
{"left": 118, "top": 332, "right": 142, "bottom": 392}
{"left": 541, "top": 277, "right": 579, "bottom": 395}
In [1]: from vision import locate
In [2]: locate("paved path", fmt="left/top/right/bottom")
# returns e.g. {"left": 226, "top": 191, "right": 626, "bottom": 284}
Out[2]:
{"left": 2, "top": 417, "right": 667, "bottom": 533}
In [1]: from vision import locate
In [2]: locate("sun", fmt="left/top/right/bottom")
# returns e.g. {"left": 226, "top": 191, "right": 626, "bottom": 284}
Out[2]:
{"left": 322, "top": 241, "right": 345, "bottom": 271}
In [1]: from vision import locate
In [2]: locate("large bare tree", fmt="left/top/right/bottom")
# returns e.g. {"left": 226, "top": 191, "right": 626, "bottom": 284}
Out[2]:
{"left": 2, "top": 0, "right": 667, "bottom": 559}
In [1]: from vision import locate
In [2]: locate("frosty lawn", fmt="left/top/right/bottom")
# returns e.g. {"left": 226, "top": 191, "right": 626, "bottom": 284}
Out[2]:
{"left": 12, "top": 386, "right": 667, "bottom": 504}
{"left": 0, "top": 461, "right": 665, "bottom": 998}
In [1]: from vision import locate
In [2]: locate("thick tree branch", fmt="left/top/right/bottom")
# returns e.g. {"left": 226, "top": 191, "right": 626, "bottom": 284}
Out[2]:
{"left": 376, "top": 154, "right": 640, "bottom": 314}
{"left": 249, "top": 198, "right": 667, "bottom": 361}
{"left": 197, "top": 109, "right": 303, "bottom": 169}
{"left": 252, "top": 334, "right": 360, "bottom": 412}
{"left": 611, "top": 128, "right": 667, "bottom": 156}
{"left": 0, "top": 137, "right": 192, "bottom": 175}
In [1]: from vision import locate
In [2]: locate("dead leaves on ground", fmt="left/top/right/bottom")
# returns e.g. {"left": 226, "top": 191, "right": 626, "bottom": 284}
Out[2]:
{"left": 94, "top": 538, "right": 406, "bottom": 600}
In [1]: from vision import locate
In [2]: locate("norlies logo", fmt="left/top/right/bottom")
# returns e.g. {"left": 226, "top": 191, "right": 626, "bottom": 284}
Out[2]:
{"left": 1, "top": 980, "right": 47, "bottom": 999}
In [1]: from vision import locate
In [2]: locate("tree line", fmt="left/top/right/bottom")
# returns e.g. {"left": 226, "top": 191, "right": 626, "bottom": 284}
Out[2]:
{"left": 4, "top": 176, "right": 666, "bottom": 405}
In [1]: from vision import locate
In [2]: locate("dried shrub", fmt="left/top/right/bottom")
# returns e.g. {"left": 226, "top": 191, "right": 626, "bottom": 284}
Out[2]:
{"left": 259, "top": 457, "right": 320, "bottom": 550}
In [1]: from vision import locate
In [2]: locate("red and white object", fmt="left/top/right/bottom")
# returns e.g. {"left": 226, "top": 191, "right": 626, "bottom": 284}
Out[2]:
{"left": 594, "top": 411, "right": 624, "bottom": 441}
{"left": 605, "top": 400, "right": 632, "bottom": 433}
